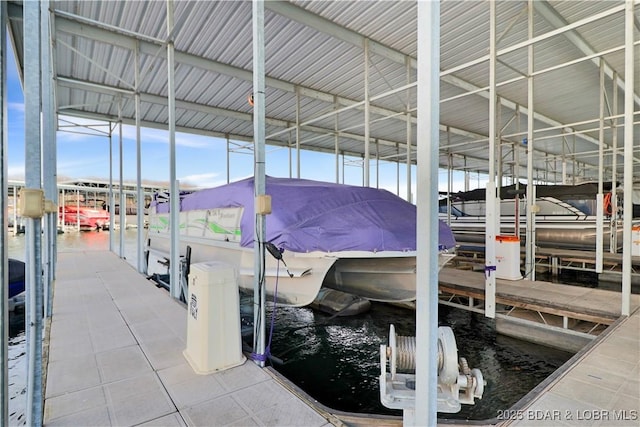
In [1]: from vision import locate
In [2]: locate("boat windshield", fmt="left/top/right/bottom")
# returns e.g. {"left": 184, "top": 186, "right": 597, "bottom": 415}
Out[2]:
{"left": 438, "top": 204, "right": 466, "bottom": 217}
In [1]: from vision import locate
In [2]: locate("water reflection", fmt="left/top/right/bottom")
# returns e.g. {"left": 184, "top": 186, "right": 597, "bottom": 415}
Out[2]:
{"left": 266, "top": 302, "right": 573, "bottom": 420}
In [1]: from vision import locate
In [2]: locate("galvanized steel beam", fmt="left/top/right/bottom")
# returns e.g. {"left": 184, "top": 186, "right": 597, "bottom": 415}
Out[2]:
{"left": 24, "top": 1, "right": 44, "bottom": 425}
{"left": 0, "top": 2, "right": 8, "bottom": 424}
{"left": 415, "top": 1, "right": 440, "bottom": 424}
{"left": 167, "top": 0, "right": 180, "bottom": 300}
{"left": 252, "top": 0, "right": 267, "bottom": 368}
{"left": 622, "top": 0, "right": 634, "bottom": 317}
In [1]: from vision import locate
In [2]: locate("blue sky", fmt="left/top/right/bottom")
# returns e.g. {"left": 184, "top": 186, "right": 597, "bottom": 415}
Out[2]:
{"left": 6, "top": 41, "right": 473, "bottom": 197}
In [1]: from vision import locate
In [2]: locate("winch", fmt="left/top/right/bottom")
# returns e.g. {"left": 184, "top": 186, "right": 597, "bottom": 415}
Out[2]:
{"left": 379, "top": 324, "right": 485, "bottom": 414}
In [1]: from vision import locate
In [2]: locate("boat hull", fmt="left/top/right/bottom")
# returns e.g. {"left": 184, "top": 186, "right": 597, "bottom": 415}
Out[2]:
{"left": 59, "top": 206, "right": 110, "bottom": 230}
{"left": 146, "top": 233, "right": 337, "bottom": 307}
{"left": 446, "top": 217, "right": 623, "bottom": 251}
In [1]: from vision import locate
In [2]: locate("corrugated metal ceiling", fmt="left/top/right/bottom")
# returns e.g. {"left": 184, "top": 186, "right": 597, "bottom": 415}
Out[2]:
{"left": 6, "top": 0, "right": 640, "bottom": 184}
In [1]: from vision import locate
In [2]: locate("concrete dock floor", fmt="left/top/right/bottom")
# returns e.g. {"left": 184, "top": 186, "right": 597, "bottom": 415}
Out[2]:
{"left": 505, "top": 308, "right": 639, "bottom": 426}
{"left": 44, "top": 250, "right": 334, "bottom": 426}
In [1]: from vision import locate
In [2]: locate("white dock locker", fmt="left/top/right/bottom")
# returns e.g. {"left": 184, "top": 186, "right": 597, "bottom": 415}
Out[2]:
{"left": 183, "top": 261, "right": 246, "bottom": 374}
{"left": 495, "top": 235, "right": 522, "bottom": 280}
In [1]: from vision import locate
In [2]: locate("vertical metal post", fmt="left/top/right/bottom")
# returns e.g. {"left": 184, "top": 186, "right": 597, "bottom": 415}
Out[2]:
{"left": 484, "top": 0, "right": 497, "bottom": 319}
{"left": 335, "top": 98, "right": 339, "bottom": 183}
{"left": 622, "top": 0, "right": 633, "bottom": 316}
{"left": 406, "top": 58, "right": 412, "bottom": 202}
{"left": 12, "top": 186, "right": 17, "bottom": 236}
{"left": 287, "top": 132, "right": 292, "bottom": 178}
{"left": 252, "top": 0, "right": 267, "bottom": 367}
{"left": 295, "top": 88, "right": 300, "bottom": 178}
{"left": 525, "top": 1, "right": 536, "bottom": 281}
{"left": 135, "top": 42, "right": 144, "bottom": 273}
{"left": 595, "top": 59, "right": 604, "bottom": 273}
{"left": 364, "top": 39, "right": 370, "bottom": 187}
{"left": 41, "top": 0, "right": 56, "bottom": 318}
{"left": 167, "top": 0, "right": 180, "bottom": 299}
{"left": 375, "top": 140, "right": 379, "bottom": 189}
{"left": 415, "top": 1, "right": 439, "bottom": 424}
{"left": 610, "top": 72, "right": 618, "bottom": 253}
{"left": 226, "top": 136, "right": 230, "bottom": 183}
{"left": 109, "top": 125, "right": 115, "bottom": 252}
{"left": 24, "top": 1, "right": 44, "bottom": 425}
{"left": 447, "top": 152, "right": 452, "bottom": 225}
{"left": 464, "top": 157, "right": 469, "bottom": 191}
{"left": 118, "top": 100, "right": 125, "bottom": 257}
{"left": 396, "top": 144, "right": 400, "bottom": 196}
{"left": 0, "top": 2, "right": 8, "bottom": 424}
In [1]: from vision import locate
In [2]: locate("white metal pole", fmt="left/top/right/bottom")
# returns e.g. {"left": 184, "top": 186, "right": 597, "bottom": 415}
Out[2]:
{"left": 167, "top": 0, "right": 180, "bottom": 300}
{"left": 406, "top": 59, "right": 412, "bottom": 203}
{"left": 595, "top": 59, "right": 605, "bottom": 273}
{"left": 252, "top": 0, "right": 267, "bottom": 367}
{"left": 295, "top": 88, "right": 300, "bottom": 178}
{"left": 610, "top": 72, "right": 618, "bottom": 253}
{"left": 415, "top": 1, "right": 439, "bottom": 424}
{"left": 118, "top": 101, "right": 125, "bottom": 257}
{"left": 622, "top": 0, "right": 633, "bottom": 316}
{"left": 109, "top": 126, "right": 115, "bottom": 252}
{"left": 485, "top": 0, "right": 497, "bottom": 319}
{"left": 0, "top": 2, "right": 8, "bottom": 423}
{"left": 525, "top": 0, "right": 536, "bottom": 281}
{"left": 335, "top": 99, "right": 339, "bottom": 183}
{"left": 135, "top": 43, "right": 144, "bottom": 273}
{"left": 364, "top": 38, "right": 370, "bottom": 187}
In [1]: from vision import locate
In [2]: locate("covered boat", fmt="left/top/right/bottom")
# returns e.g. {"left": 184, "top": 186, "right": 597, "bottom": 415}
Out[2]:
{"left": 147, "top": 176, "right": 456, "bottom": 307}
{"left": 439, "top": 182, "right": 626, "bottom": 251}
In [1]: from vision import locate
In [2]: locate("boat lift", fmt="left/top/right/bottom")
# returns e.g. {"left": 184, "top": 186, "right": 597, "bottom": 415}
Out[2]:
{"left": 379, "top": 324, "right": 484, "bottom": 418}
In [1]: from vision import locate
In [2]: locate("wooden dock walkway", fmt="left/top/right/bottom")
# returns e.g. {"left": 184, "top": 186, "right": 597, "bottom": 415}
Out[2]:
{"left": 438, "top": 267, "right": 640, "bottom": 352}
{"left": 44, "top": 251, "right": 336, "bottom": 426}
{"left": 439, "top": 267, "right": 640, "bottom": 326}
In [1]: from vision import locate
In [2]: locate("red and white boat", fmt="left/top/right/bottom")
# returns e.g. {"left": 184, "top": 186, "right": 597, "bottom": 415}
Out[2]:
{"left": 59, "top": 205, "right": 110, "bottom": 231}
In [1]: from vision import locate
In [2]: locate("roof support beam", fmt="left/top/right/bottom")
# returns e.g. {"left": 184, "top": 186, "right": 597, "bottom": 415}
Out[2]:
{"left": 266, "top": 1, "right": 616, "bottom": 161}
{"left": 533, "top": 0, "right": 640, "bottom": 107}
{"left": 56, "top": 76, "right": 490, "bottom": 159}
{"left": 54, "top": 13, "right": 417, "bottom": 125}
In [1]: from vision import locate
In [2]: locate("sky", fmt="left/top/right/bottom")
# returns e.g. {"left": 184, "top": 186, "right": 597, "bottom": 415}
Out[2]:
{"left": 6, "top": 39, "right": 478, "bottom": 198}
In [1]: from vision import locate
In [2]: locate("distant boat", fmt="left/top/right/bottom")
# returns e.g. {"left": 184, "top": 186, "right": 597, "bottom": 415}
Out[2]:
{"left": 146, "top": 176, "right": 456, "bottom": 307}
{"left": 439, "top": 182, "right": 627, "bottom": 251}
{"left": 59, "top": 205, "right": 110, "bottom": 231}
{"left": 8, "top": 259, "right": 25, "bottom": 299}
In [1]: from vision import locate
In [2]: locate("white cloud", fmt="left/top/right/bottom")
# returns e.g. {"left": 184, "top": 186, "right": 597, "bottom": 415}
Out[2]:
{"left": 7, "top": 164, "right": 24, "bottom": 180}
{"left": 179, "top": 172, "right": 224, "bottom": 189}
{"left": 8, "top": 102, "right": 24, "bottom": 113}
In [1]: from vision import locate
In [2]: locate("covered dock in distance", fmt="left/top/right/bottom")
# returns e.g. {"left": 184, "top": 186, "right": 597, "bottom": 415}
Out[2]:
{"left": 1, "top": 1, "right": 639, "bottom": 426}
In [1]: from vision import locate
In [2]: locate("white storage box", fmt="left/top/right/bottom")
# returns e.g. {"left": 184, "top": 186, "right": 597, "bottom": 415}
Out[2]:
{"left": 183, "top": 261, "right": 246, "bottom": 374}
{"left": 633, "top": 226, "right": 640, "bottom": 256}
{"left": 495, "top": 235, "right": 522, "bottom": 280}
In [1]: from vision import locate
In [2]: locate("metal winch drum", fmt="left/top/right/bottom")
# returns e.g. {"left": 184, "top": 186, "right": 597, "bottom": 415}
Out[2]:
{"left": 379, "top": 324, "right": 485, "bottom": 414}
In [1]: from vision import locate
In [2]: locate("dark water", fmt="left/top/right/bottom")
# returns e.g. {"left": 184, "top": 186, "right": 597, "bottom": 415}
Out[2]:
{"left": 9, "top": 230, "right": 577, "bottom": 421}
{"left": 250, "top": 299, "right": 572, "bottom": 421}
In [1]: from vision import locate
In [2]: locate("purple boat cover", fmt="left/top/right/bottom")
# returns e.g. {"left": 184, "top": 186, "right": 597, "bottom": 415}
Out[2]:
{"left": 154, "top": 176, "right": 456, "bottom": 253}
